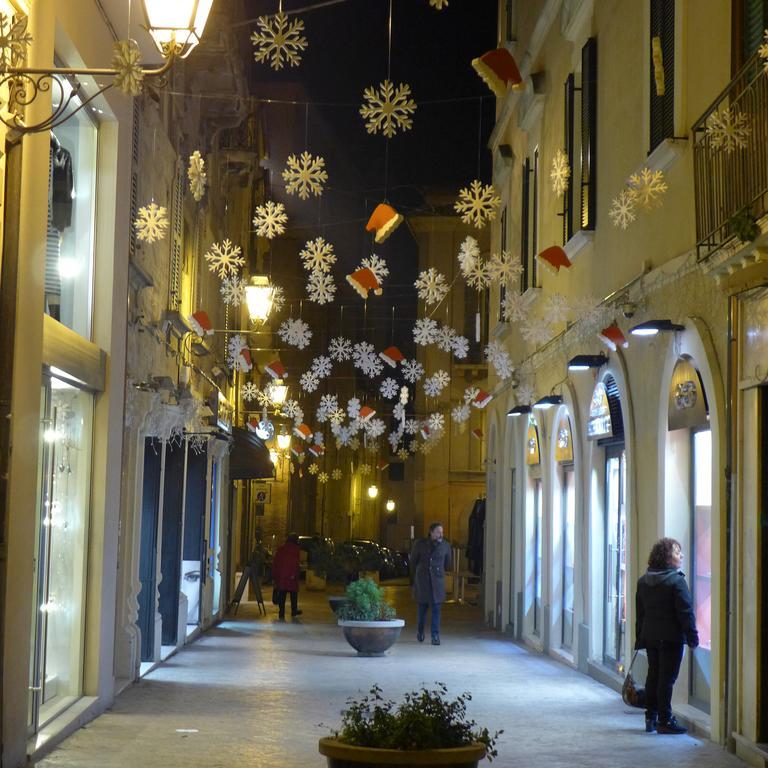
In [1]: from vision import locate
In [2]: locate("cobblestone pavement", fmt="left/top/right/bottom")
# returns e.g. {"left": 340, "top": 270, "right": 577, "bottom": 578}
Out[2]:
{"left": 37, "top": 585, "right": 744, "bottom": 768}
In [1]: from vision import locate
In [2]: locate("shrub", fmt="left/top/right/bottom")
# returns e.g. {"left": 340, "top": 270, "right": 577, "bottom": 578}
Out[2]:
{"left": 337, "top": 577, "right": 395, "bottom": 621}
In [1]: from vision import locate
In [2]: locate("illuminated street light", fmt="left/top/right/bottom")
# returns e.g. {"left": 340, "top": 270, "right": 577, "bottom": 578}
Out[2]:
{"left": 276, "top": 431, "right": 291, "bottom": 451}
{"left": 245, "top": 275, "right": 274, "bottom": 323}
{"left": 367, "top": 484, "right": 379, "bottom": 499}
{"left": 268, "top": 381, "right": 288, "bottom": 405}
{"left": 143, "top": 0, "right": 215, "bottom": 58}
{"left": 385, "top": 499, "right": 395, "bottom": 512}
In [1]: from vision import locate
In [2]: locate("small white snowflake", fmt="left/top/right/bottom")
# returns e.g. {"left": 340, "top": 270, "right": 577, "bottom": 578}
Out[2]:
{"left": 458, "top": 236, "right": 480, "bottom": 273}
{"left": 380, "top": 378, "right": 399, "bottom": 399}
{"left": 541, "top": 292, "right": 571, "bottom": 324}
{"left": 317, "top": 471, "right": 329, "bottom": 484}
{"left": 205, "top": 239, "right": 245, "bottom": 278}
{"left": 413, "top": 317, "right": 439, "bottom": 346}
{"left": 388, "top": 431, "right": 401, "bottom": 450}
{"left": 415, "top": 267, "right": 450, "bottom": 305}
{"left": 220, "top": 276, "right": 246, "bottom": 306}
{"left": 300, "top": 237, "right": 336, "bottom": 273}
{"left": 312, "top": 355, "right": 333, "bottom": 379}
{"left": 502, "top": 292, "right": 529, "bottom": 322}
{"left": 488, "top": 251, "right": 523, "bottom": 286}
{"left": 428, "top": 412, "right": 445, "bottom": 433}
{"left": 329, "top": 408, "right": 346, "bottom": 427}
{"left": 463, "top": 386, "right": 480, "bottom": 404}
{"left": 705, "top": 107, "right": 751, "bottom": 153}
{"left": 241, "top": 382, "right": 260, "bottom": 402}
{"left": 135, "top": 202, "right": 169, "bottom": 243}
{"left": 307, "top": 270, "right": 336, "bottom": 305}
{"left": 424, "top": 370, "right": 450, "bottom": 397}
{"left": 112, "top": 39, "right": 143, "bottom": 96}
{"left": 300, "top": 370, "right": 320, "bottom": 393}
{"left": 282, "top": 152, "right": 328, "bottom": 200}
{"left": 521, "top": 316, "right": 552, "bottom": 346}
{"left": 251, "top": 11, "right": 307, "bottom": 70}
{"left": 435, "top": 324, "right": 457, "bottom": 352}
{"left": 402, "top": 359, "right": 425, "bottom": 383}
{"left": 282, "top": 400, "right": 302, "bottom": 420}
{"left": 329, "top": 336, "right": 352, "bottom": 362}
{"left": 405, "top": 419, "right": 420, "bottom": 435}
{"left": 278, "top": 317, "right": 313, "bottom": 349}
{"left": 627, "top": 167, "right": 668, "bottom": 210}
{"left": 332, "top": 468, "right": 342, "bottom": 481}
{"left": 465, "top": 258, "right": 491, "bottom": 290}
{"left": 347, "top": 397, "right": 361, "bottom": 419}
{"left": 187, "top": 151, "right": 206, "bottom": 202}
{"left": 516, "top": 384, "right": 536, "bottom": 406}
{"left": 361, "top": 254, "right": 390, "bottom": 281}
{"left": 364, "top": 418, "right": 386, "bottom": 439}
{"left": 397, "top": 448, "right": 410, "bottom": 461}
{"left": 485, "top": 341, "right": 514, "bottom": 380}
{"left": 608, "top": 189, "right": 637, "bottom": 230}
{"left": 550, "top": 149, "right": 571, "bottom": 197}
{"left": 452, "top": 403, "right": 470, "bottom": 424}
{"left": 352, "top": 341, "right": 376, "bottom": 368}
{"left": 253, "top": 200, "right": 288, "bottom": 239}
{"left": 360, "top": 80, "right": 417, "bottom": 138}
{"left": 454, "top": 180, "right": 501, "bottom": 229}
{"left": 335, "top": 426, "right": 352, "bottom": 447}
{"left": 226, "top": 334, "right": 250, "bottom": 372}
{"left": 308, "top": 462, "right": 319, "bottom": 475}
{"left": 452, "top": 335, "right": 470, "bottom": 359}
{"left": 393, "top": 402, "right": 406, "bottom": 421}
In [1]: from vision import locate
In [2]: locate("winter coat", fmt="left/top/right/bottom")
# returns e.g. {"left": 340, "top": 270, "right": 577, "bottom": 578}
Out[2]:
{"left": 411, "top": 537, "right": 452, "bottom": 604}
{"left": 635, "top": 568, "right": 699, "bottom": 649}
{"left": 272, "top": 541, "right": 301, "bottom": 592}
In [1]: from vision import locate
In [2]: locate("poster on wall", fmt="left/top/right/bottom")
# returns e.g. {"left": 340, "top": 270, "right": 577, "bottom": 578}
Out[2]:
{"left": 251, "top": 481, "right": 271, "bottom": 505}
{"left": 526, "top": 422, "right": 540, "bottom": 465}
{"left": 555, "top": 417, "right": 574, "bottom": 462}
{"left": 587, "top": 382, "right": 612, "bottom": 439}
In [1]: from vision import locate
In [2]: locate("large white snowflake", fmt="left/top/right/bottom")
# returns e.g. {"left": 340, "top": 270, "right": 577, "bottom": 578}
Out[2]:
{"left": 404, "top": 419, "right": 421, "bottom": 435}
{"left": 465, "top": 259, "right": 491, "bottom": 290}
{"left": 220, "top": 276, "right": 246, "bottom": 306}
{"left": 485, "top": 341, "right": 514, "bottom": 380}
{"left": 435, "top": 324, "right": 457, "bottom": 352}
{"left": 424, "top": 370, "right": 450, "bottom": 397}
{"left": 112, "top": 39, "right": 143, "bottom": 96}
{"left": 187, "top": 151, "right": 207, "bottom": 201}
{"left": 706, "top": 107, "right": 751, "bottom": 153}
{"left": 452, "top": 403, "right": 470, "bottom": 424}
{"left": 502, "top": 291, "right": 529, "bottom": 322}
{"left": 282, "top": 399, "right": 302, "bottom": 421}
{"left": 347, "top": 397, "right": 361, "bottom": 419}
{"left": 360, "top": 80, "right": 417, "bottom": 138}
{"left": 253, "top": 200, "right": 288, "bottom": 239}
{"left": 307, "top": 270, "right": 336, "bottom": 305}
{"left": 463, "top": 386, "right": 480, "bottom": 404}
{"left": 352, "top": 341, "right": 377, "bottom": 370}
{"left": 319, "top": 393, "right": 339, "bottom": 416}
{"left": 331, "top": 468, "right": 342, "bottom": 481}
{"left": 627, "top": 167, "right": 668, "bottom": 210}
{"left": 380, "top": 378, "right": 399, "bottom": 399}
{"left": 428, "top": 412, "right": 445, "bottom": 433}
{"left": 364, "top": 418, "right": 387, "bottom": 439}
{"left": 329, "top": 336, "right": 352, "bottom": 362}
{"left": 458, "top": 236, "right": 480, "bottom": 272}
{"left": 541, "top": 292, "right": 571, "bottom": 324}
{"left": 312, "top": 355, "right": 333, "bottom": 379}
{"left": 363, "top": 356, "right": 384, "bottom": 379}
{"left": 521, "top": 316, "right": 552, "bottom": 346}
{"left": 205, "top": 239, "right": 245, "bottom": 278}
{"left": 608, "top": 189, "right": 637, "bottom": 230}
{"left": 452, "top": 335, "right": 470, "bottom": 359}
{"left": 282, "top": 152, "right": 328, "bottom": 200}
{"left": 516, "top": 384, "right": 536, "bottom": 406}
{"left": 135, "top": 202, "right": 169, "bottom": 243}
{"left": 241, "top": 382, "right": 260, "bottom": 402}
{"left": 402, "top": 359, "right": 425, "bottom": 383}
{"left": 414, "top": 268, "right": 449, "bottom": 305}
{"left": 278, "top": 317, "right": 313, "bottom": 349}
{"left": 413, "top": 317, "right": 439, "bottom": 346}
{"left": 300, "top": 370, "right": 320, "bottom": 393}
{"left": 488, "top": 251, "right": 523, "bottom": 286}
{"left": 454, "top": 180, "right": 500, "bottom": 229}
{"left": 300, "top": 237, "right": 336, "bottom": 273}
{"left": 251, "top": 11, "right": 307, "bottom": 70}
{"left": 270, "top": 284, "right": 286, "bottom": 314}
{"left": 550, "top": 149, "right": 571, "bottom": 197}
{"left": 361, "top": 254, "right": 389, "bottom": 281}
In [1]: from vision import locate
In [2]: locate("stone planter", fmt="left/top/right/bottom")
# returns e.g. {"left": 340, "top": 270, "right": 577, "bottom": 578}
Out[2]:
{"left": 328, "top": 596, "right": 349, "bottom": 615}
{"left": 338, "top": 619, "right": 405, "bottom": 656}
{"left": 318, "top": 737, "right": 487, "bottom": 767}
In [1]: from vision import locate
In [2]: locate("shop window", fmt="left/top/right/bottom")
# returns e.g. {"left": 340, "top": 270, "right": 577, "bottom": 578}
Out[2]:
{"left": 580, "top": 37, "right": 597, "bottom": 230}
{"left": 533, "top": 477, "right": 543, "bottom": 636}
{"left": 649, "top": 0, "right": 675, "bottom": 153}
{"left": 562, "top": 74, "right": 576, "bottom": 244}
{"left": 734, "top": 0, "right": 768, "bottom": 71}
{"left": 604, "top": 446, "right": 627, "bottom": 672}
{"left": 562, "top": 465, "right": 576, "bottom": 649}
{"left": 45, "top": 79, "right": 98, "bottom": 339}
{"left": 520, "top": 149, "right": 539, "bottom": 292}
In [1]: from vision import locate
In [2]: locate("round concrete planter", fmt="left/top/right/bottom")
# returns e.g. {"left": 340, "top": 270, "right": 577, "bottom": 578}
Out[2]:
{"left": 328, "top": 596, "right": 349, "bottom": 615}
{"left": 318, "top": 737, "right": 486, "bottom": 767}
{"left": 338, "top": 618, "right": 405, "bottom": 656}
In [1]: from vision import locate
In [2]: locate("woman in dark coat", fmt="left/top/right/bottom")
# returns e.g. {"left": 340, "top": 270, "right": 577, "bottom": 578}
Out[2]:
{"left": 635, "top": 537, "right": 699, "bottom": 734}
{"left": 410, "top": 522, "right": 452, "bottom": 645}
{"left": 272, "top": 533, "right": 302, "bottom": 620}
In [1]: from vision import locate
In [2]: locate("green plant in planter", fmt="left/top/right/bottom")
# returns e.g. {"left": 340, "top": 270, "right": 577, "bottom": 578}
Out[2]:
{"left": 337, "top": 578, "right": 395, "bottom": 621}
{"left": 728, "top": 208, "right": 760, "bottom": 243}
{"left": 331, "top": 683, "right": 502, "bottom": 760}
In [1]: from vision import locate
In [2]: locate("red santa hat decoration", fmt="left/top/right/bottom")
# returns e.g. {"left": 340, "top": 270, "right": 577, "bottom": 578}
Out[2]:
{"left": 598, "top": 323, "right": 629, "bottom": 351}
{"left": 471, "top": 427, "right": 484, "bottom": 440}
{"left": 358, "top": 405, "right": 376, "bottom": 422}
{"left": 379, "top": 346, "right": 405, "bottom": 367}
{"left": 472, "top": 390, "right": 492, "bottom": 409}
{"left": 236, "top": 345, "right": 253, "bottom": 373}
{"left": 293, "top": 423, "right": 312, "bottom": 441}
{"left": 346, "top": 267, "right": 382, "bottom": 299}
{"left": 537, "top": 245, "right": 572, "bottom": 274}
{"left": 188, "top": 310, "right": 214, "bottom": 337}
{"left": 472, "top": 48, "right": 523, "bottom": 98}
{"left": 366, "top": 203, "right": 404, "bottom": 244}
{"left": 309, "top": 444, "right": 325, "bottom": 458}
{"left": 264, "top": 359, "right": 287, "bottom": 379}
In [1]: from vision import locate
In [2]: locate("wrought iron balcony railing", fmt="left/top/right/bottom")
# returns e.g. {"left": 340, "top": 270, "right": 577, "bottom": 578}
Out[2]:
{"left": 693, "top": 52, "right": 768, "bottom": 259}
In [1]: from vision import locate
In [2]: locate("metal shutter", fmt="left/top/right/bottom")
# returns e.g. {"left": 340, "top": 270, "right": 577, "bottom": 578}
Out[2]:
{"left": 581, "top": 37, "right": 597, "bottom": 231}
{"left": 649, "top": 0, "right": 675, "bottom": 153}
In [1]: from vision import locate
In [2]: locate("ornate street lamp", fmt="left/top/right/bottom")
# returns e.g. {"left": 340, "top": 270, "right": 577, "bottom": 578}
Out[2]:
{"left": 142, "top": 0, "right": 214, "bottom": 59}
{"left": 367, "top": 484, "right": 379, "bottom": 499}
{"left": 245, "top": 276, "right": 274, "bottom": 324}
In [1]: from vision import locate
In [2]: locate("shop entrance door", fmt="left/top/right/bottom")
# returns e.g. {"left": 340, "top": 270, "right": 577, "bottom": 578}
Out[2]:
{"left": 562, "top": 465, "right": 575, "bottom": 649}
{"left": 159, "top": 439, "right": 185, "bottom": 648}
{"left": 509, "top": 468, "right": 516, "bottom": 633}
{"left": 533, "top": 478, "right": 543, "bottom": 636}
{"left": 603, "top": 446, "right": 627, "bottom": 671}
{"left": 182, "top": 445, "right": 207, "bottom": 630}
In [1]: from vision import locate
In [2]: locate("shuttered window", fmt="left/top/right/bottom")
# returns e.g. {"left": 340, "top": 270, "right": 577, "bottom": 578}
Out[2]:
{"left": 562, "top": 74, "right": 576, "bottom": 245}
{"left": 499, "top": 206, "right": 508, "bottom": 321}
{"left": 743, "top": 0, "right": 768, "bottom": 63}
{"left": 520, "top": 158, "right": 531, "bottom": 293}
{"left": 649, "top": 0, "right": 675, "bottom": 153}
{"left": 168, "top": 161, "right": 184, "bottom": 310}
{"left": 581, "top": 37, "right": 597, "bottom": 230}
{"left": 531, "top": 148, "right": 539, "bottom": 288}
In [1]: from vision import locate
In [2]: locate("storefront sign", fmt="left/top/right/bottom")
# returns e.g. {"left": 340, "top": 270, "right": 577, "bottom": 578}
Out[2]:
{"left": 555, "top": 417, "right": 573, "bottom": 463}
{"left": 587, "top": 382, "right": 612, "bottom": 439}
{"left": 668, "top": 357, "right": 708, "bottom": 431}
{"left": 526, "top": 421, "right": 540, "bottom": 465}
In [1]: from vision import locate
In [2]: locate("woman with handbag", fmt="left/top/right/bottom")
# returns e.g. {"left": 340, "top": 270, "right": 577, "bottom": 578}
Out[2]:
{"left": 635, "top": 537, "right": 699, "bottom": 734}
{"left": 272, "top": 533, "right": 302, "bottom": 620}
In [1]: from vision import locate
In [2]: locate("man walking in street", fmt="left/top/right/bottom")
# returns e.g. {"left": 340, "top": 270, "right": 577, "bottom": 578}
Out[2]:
{"left": 411, "top": 522, "right": 452, "bottom": 645}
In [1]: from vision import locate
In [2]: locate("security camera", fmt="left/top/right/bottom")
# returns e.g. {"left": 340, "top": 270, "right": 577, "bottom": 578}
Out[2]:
{"left": 621, "top": 301, "right": 637, "bottom": 319}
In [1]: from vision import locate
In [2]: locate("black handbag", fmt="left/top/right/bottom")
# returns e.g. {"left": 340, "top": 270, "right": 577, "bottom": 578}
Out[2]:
{"left": 622, "top": 650, "right": 646, "bottom": 708}
{"left": 271, "top": 587, "right": 279, "bottom": 605}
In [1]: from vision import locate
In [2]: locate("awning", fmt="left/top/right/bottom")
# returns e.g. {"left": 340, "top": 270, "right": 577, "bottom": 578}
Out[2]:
{"left": 229, "top": 427, "right": 274, "bottom": 480}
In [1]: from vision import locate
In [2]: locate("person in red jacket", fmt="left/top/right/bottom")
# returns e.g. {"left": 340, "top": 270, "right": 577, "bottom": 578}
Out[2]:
{"left": 272, "top": 532, "right": 302, "bottom": 620}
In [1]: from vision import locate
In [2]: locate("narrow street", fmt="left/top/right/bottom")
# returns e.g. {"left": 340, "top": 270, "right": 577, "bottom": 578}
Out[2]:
{"left": 37, "top": 588, "right": 743, "bottom": 768}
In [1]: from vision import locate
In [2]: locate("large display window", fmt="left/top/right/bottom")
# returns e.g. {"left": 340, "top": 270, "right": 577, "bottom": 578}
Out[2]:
{"left": 604, "top": 447, "right": 626, "bottom": 671}
{"left": 561, "top": 466, "right": 575, "bottom": 649}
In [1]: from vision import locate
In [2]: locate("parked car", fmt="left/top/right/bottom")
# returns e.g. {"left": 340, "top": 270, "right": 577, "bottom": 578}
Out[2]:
{"left": 298, "top": 535, "right": 334, "bottom": 567}
{"left": 348, "top": 539, "right": 400, "bottom": 580}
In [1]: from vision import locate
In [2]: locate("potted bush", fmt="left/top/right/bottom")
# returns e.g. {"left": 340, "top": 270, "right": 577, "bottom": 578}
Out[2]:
{"left": 319, "top": 683, "right": 502, "bottom": 767}
{"left": 337, "top": 578, "right": 404, "bottom": 655}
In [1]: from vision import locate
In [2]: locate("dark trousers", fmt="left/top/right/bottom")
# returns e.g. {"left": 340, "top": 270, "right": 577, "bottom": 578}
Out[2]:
{"left": 417, "top": 602, "right": 442, "bottom": 638}
{"left": 644, "top": 642, "right": 684, "bottom": 720}
{"left": 277, "top": 590, "right": 298, "bottom": 618}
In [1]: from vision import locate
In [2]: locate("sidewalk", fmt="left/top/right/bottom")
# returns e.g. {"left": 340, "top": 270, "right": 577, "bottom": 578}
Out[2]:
{"left": 36, "top": 586, "right": 744, "bottom": 768}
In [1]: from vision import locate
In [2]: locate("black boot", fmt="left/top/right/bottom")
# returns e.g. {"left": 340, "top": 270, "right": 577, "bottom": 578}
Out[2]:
{"left": 644, "top": 712, "right": 658, "bottom": 732}
{"left": 431, "top": 635, "right": 441, "bottom": 645}
{"left": 657, "top": 716, "right": 687, "bottom": 735}
{"left": 417, "top": 631, "right": 424, "bottom": 642}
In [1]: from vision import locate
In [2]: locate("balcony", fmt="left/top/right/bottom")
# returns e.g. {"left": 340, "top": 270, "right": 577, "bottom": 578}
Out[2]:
{"left": 693, "top": 52, "right": 768, "bottom": 259}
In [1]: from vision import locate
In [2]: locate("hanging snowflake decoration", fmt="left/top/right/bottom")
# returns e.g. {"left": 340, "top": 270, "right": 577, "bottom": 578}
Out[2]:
{"left": 364, "top": 356, "right": 384, "bottom": 379}
{"left": 359, "top": 463, "right": 372, "bottom": 476}
{"left": 331, "top": 468, "right": 342, "bottom": 481}
{"left": 570, "top": 294, "right": 605, "bottom": 330}
{"left": 352, "top": 342, "right": 383, "bottom": 378}
{"left": 317, "top": 471, "right": 329, "bottom": 484}
{"left": 396, "top": 448, "right": 409, "bottom": 461}
{"left": 627, "top": 167, "right": 668, "bottom": 210}
{"left": 241, "top": 382, "right": 260, "bottom": 402}
{"left": 541, "top": 292, "right": 571, "bottom": 324}
{"left": 414, "top": 267, "right": 450, "bottom": 305}
{"left": 282, "top": 152, "right": 328, "bottom": 200}
{"left": 226, "top": 334, "right": 249, "bottom": 372}
{"left": 134, "top": 202, "right": 169, "bottom": 244}
{"left": 361, "top": 254, "right": 390, "bottom": 282}
{"left": 329, "top": 408, "right": 346, "bottom": 427}
{"left": 364, "top": 418, "right": 386, "bottom": 439}
{"left": 347, "top": 397, "right": 361, "bottom": 419}
{"left": 402, "top": 359, "right": 425, "bottom": 383}
{"left": 550, "top": 149, "right": 571, "bottom": 197}
{"left": 329, "top": 336, "right": 352, "bottom": 362}
{"left": 608, "top": 189, "right": 637, "bottom": 230}
{"left": 758, "top": 29, "right": 768, "bottom": 71}
{"left": 705, "top": 108, "right": 751, "bottom": 153}
{"left": 300, "top": 370, "right": 320, "bottom": 393}
{"left": 187, "top": 151, "right": 207, "bottom": 202}
{"left": 319, "top": 393, "right": 339, "bottom": 415}
{"left": 282, "top": 399, "right": 302, "bottom": 421}
{"left": 0, "top": 13, "right": 32, "bottom": 69}
{"left": 454, "top": 180, "right": 501, "bottom": 229}
{"left": 112, "top": 39, "right": 144, "bottom": 96}
{"left": 428, "top": 412, "right": 446, "bottom": 433}
{"left": 311, "top": 355, "right": 333, "bottom": 379}
{"left": 360, "top": 80, "right": 417, "bottom": 138}
{"left": 308, "top": 463, "right": 319, "bottom": 475}
{"left": 485, "top": 341, "right": 514, "bottom": 380}
{"left": 452, "top": 403, "right": 471, "bottom": 424}
{"left": 516, "top": 383, "right": 536, "bottom": 406}
{"left": 488, "top": 251, "right": 523, "bottom": 287}
{"left": 220, "top": 276, "right": 246, "bottom": 306}
{"left": 251, "top": 11, "right": 307, "bottom": 70}
{"left": 463, "top": 386, "right": 480, "bottom": 404}
{"left": 380, "top": 378, "right": 399, "bottom": 399}
{"left": 458, "top": 236, "right": 480, "bottom": 272}
{"left": 388, "top": 431, "right": 401, "bottom": 451}
{"left": 502, "top": 292, "right": 529, "bottom": 322}
{"left": 307, "top": 270, "right": 336, "bottom": 305}
{"left": 404, "top": 419, "right": 421, "bottom": 435}
{"left": 521, "top": 316, "right": 552, "bottom": 346}
{"left": 413, "top": 317, "right": 439, "bottom": 346}
{"left": 253, "top": 201, "right": 288, "bottom": 239}
{"left": 435, "top": 325, "right": 457, "bottom": 352}
{"left": 270, "top": 284, "right": 286, "bottom": 315}
{"left": 335, "top": 426, "right": 352, "bottom": 447}
{"left": 424, "top": 370, "right": 450, "bottom": 397}
{"left": 204, "top": 239, "right": 245, "bottom": 278}
{"left": 393, "top": 402, "right": 406, "bottom": 422}
{"left": 465, "top": 258, "right": 492, "bottom": 291}
{"left": 300, "top": 237, "right": 336, "bottom": 273}
{"left": 452, "top": 335, "right": 470, "bottom": 360}
{"left": 278, "top": 317, "right": 313, "bottom": 349}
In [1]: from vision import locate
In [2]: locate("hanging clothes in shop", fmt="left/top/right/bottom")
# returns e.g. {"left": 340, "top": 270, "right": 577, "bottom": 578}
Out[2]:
{"left": 465, "top": 497, "right": 485, "bottom": 575}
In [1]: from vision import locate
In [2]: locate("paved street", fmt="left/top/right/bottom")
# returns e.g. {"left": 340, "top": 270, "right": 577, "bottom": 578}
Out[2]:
{"left": 37, "top": 586, "right": 744, "bottom": 768}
